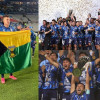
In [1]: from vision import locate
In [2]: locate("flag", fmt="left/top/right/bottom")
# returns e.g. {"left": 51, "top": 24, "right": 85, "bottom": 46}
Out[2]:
{"left": 0, "top": 41, "right": 7, "bottom": 57}
{"left": 0, "top": 30, "right": 31, "bottom": 74}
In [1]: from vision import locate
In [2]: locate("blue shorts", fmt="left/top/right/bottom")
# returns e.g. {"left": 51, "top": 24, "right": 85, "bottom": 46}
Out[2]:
{"left": 85, "top": 36, "right": 92, "bottom": 45}
{"left": 95, "top": 37, "right": 100, "bottom": 45}
{"left": 78, "top": 38, "right": 82, "bottom": 45}
{"left": 43, "top": 89, "right": 57, "bottom": 100}
{"left": 72, "top": 38, "right": 77, "bottom": 45}
{"left": 50, "top": 37, "right": 58, "bottom": 45}
{"left": 62, "top": 39, "right": 69, "bottom": 46}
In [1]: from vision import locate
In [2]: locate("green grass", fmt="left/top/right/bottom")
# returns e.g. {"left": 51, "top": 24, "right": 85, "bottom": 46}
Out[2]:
{"left": 0, "top": 37, "right": 39, "bottom": 100}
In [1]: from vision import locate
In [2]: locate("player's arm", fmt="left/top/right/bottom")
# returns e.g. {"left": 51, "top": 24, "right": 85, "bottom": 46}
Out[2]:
{"left": 45, "top": 54, "right": 59, "bottom": 68}
{"left": 70, "top": 74, "right": 75, "bottom": 93}
{"left": 40, "top": 51, "right": 59, "bottom": 68}
{"left": 59, "top": 50, "right": 64, "bottom": 57}
{"left": 88, "top": 27, "right": 95, "bottom": 31}
{"left": 67, "top": 50, "right": 75, "bottom": 65}
{"left": 95, "top": 58, "right": 100, "bottom": 65}
{"left": 45, "top": 29, "right": 52, "bottom": 34}
{"left": 85, "top": 67, "right": 90, "bottom": 90}
{"left": 41, "top": 65, "right": 46, "bottom": 77}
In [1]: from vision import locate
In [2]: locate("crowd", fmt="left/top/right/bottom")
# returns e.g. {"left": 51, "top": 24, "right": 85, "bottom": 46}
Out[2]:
{"left": 39, "top": 11, "right": 100, "bottom": 50}
{"left": 39, "top": 50, "right": 100, "bottom": 100}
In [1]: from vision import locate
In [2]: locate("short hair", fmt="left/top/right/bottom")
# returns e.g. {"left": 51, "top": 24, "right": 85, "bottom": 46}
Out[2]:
{"left": 2, "top": 15, "right": 9, "bottom": 21}
{"left": 43, "top": 20, "right": 47, "bottom": 23}
{"left": 63, "top": 58, "right": 71, "bottom": 63}
{"left": 46, "top": 22, "right": 50, "bottom": 26}
{"left": 52, "top": 19, "right": 56, "bottom": 22}
{"left": 79, "top": 52, "right": 88, "bottom": 56}
{"left": 50, "top": 52, "right": 58, "bottom": 58}
{"left": 77, "top": 83, "right": 85, "bottom": 89}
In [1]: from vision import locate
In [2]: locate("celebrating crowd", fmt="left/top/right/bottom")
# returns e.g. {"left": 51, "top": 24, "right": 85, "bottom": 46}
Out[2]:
{"left": 39, "top": 12, "right": 100, "bottom": 50}
{"left": 39, "top": 50, "right": 100, "bottom": 100}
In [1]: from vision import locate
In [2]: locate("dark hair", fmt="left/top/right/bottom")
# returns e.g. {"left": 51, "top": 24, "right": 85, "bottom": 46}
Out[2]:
{"left": 46, "top": 22, "right": 50, "bottom": 26}
{"left": 52, "top": 19, "right": 56, "bottom": 22}
{"left": 2, "top": 15, "right": 9, "bottom": 22}
{"left": 79, "top": 52, "right": 88, "bottom": 56}
{"left": 77, "top": 83, "right": 85, "bottom": 89}
{"left": 60, "top": 21, "right": 63, "bottom": 25}
{"left": 43, "top": 20, "right": 47, "bottom": 23}
{"left": 50, "top": 52, "right": 58, "bottom": 58}
{"left": 63, "top": 58, "right": 71, "bottom": 63}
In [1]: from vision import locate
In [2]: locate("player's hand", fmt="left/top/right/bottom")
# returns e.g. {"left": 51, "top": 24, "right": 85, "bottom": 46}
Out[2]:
{"left": 73, "top": 62, "right": 78, "bottom": 69}
{"left": 39, "top": 51, "right": 46, "bottom": 55}
{"left": 41, "top": 65, "right": 46, "bottom": 72}
{"left": 66, "top": 72, "right": 72, "bottom": 77}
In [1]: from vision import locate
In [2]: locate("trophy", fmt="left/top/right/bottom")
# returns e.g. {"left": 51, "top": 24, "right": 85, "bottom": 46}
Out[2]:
{"left": 8, "top": 46, "right": 16, "bottom": 58}
{"left": 73, "top": 56, "right": 90, "bottom": 77}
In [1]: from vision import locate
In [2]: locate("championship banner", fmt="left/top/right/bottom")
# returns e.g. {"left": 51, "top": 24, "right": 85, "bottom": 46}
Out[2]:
{"left": 0, "top": 30, "right": 31, "bottom": 74}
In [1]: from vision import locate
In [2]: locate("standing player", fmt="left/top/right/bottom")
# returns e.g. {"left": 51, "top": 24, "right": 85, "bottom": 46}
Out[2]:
{"left": 70, "top": 21, "right": 78, "bottom": 50}
{"left": 62, "top": 21, "right": 70, "bottom": 50}
{"left": 77, "top": 21, "right": 84, "bottom": 50}
{"left": 39, "top": 20, "right": 47, "bottom": 49}
{"left": 50, "top": 19, "right": 59, "bottom": 50}
{"left": 84, "top": 19, "right": 95, "bottom": 50}
{"left": 0, "top": 15, "right": 17, "bottom": 84}
{"left": 95, "top": 20, "right": 100, "bottom": 50}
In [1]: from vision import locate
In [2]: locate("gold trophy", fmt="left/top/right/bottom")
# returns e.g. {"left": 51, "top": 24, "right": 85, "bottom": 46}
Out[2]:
{"left": 8, "top": 46, "right": 16, "bottom": 58}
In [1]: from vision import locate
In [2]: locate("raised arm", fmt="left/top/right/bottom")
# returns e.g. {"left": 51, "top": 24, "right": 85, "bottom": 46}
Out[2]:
{"left": 67, "top": 50, "right": 75, "bottom": 65}
{"left": 85, "top": 67, "right": 90, "bottom": 90}
{"left": 59, "top": 50, "right": 64, "bottom": 57}
{"left": 45, "top": 54, "right": 59, "bottom": 68}
{"left": 70, "top": 74, "right": 75, "bottom": 93}
{"left": 95, "top": 58, "right": 100, "bottom": 65}
{"left": 40, "top": 51, "right": 59, "bottom": 68}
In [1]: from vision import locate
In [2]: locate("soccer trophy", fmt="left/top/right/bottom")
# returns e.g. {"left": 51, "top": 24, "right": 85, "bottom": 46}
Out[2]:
{"left": 8, "top": 46, "right": 16, "bottom": 58}
{"left": 73, "top": 56, "right": 90, "bottom": 77}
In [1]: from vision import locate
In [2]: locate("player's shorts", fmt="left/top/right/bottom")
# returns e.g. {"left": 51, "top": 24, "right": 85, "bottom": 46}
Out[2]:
{"left": 62, "top": 39, "right": 69, "bottom": 46}
{"left": 43, "top": 89, "right": 57, "bottom": 100}
{"left": 95, "top": 37, "right": 100, "bottom": 45}
{"left": 78, "top": 38, "right": 82, "bottom": 45}
{"left": 50, "top": 37, "right": 58, "bottom": 45}
{"left": 72, "top": 38, "right": 77, "bottom": 45}
{"left": 85, "top": 36, "right": 92, "bottom": 45}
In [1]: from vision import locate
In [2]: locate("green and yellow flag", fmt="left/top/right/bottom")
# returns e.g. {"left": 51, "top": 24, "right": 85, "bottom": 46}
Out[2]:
{"left": 0, "top": 30, "right": 31, "bottom": 74}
